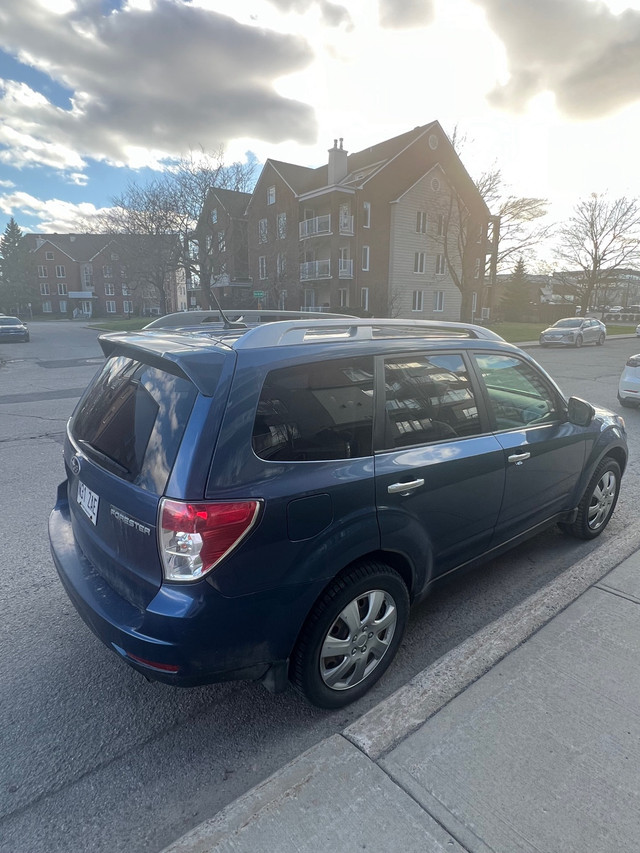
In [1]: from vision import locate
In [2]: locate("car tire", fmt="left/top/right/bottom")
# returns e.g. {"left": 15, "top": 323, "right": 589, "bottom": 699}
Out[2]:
{"left": 575, "top": 335, "right": 583, "bottom": 348}
{"left": 618, "top": 394, "right": 635, "bottom": 408}
{"left": 596, "top": 333, "right": 605, "bottom": 346}
{"left": 290, "top": 561, "right": 409, "bottom": 709}
{"left": 559, "top": 458, "right": 621, "bottom": 540}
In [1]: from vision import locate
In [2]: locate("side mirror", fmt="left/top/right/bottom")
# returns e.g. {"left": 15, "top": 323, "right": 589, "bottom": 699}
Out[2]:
{"left": 567, "top": 396, "right": 595, "bottom": 427}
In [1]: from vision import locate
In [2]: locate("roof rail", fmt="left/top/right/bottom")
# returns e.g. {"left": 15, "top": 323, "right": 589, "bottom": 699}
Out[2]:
{"left": 232, "top": 318, "right": 504, "bottom": 348}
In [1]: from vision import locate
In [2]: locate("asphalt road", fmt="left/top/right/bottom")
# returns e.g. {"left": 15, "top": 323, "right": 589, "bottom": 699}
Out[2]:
{"left": 1, "top": 322, "right": 639, "bottom": 853}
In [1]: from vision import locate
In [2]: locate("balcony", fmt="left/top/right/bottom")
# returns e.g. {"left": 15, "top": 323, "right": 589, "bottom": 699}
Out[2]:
{"left": 300, "top": 260, "right": 331, "bottom": 281}
{"left": 299, "top": 215, "right": 331, "bottom": 239}
{"left": 338, "top": 259, "right": 353, "bottom": 279}
{"left": 339, "top": 215, "right": 354, "bottom": 235}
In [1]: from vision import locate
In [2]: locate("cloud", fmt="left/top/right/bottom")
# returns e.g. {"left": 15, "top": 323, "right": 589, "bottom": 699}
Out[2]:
{"left": 0, "top": 0, "right": 317, "bottom": 175}
{"left": 473, "top": 0, "right": 640, "bottom": 118}
{"left": 266, "top": 0, "right": 352, "bottom": 28}
{"left": 0, "top": 189, "right": 112, "bottom": 231}
{"left": 378, "top": 0, "right": 435, "bottom": 29}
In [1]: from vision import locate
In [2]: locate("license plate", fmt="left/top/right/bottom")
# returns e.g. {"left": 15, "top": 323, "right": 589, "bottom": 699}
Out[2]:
{"left": 77, "top": 481, "right": 99, "bottom": 525}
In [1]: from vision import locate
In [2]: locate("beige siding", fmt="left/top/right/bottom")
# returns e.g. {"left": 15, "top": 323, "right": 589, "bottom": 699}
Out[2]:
{"left": 388, "top": 168, "right": 462, "bottom": 320}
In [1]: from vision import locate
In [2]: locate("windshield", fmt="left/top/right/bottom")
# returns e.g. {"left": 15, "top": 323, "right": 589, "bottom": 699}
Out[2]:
{"left": 553, "top": 319, "right": 581, "bottom": 328}
{"left": 0, "top": 317, "right": 22, "bottom": 325}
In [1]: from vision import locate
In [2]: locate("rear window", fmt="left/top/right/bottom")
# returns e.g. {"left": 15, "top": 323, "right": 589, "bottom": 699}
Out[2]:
{"left": 71, "top": 355, "right": 197, "bottom": 493}
{"left": 252, "top": 357, "right": 374, "bottom": 461}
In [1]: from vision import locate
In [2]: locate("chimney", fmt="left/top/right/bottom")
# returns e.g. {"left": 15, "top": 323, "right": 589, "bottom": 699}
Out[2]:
{"left": 327, "top": 137, "right": 348, "bottom": 185}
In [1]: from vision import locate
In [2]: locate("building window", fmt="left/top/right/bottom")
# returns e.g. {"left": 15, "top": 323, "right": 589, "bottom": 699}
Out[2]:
{"left": 431, "top": 178, "right": 440, "bottom": 192}
{"left": 474, "top": 257, "right": 481, "bottom": 279}
{"left": 59, "top": 300, "right": 67, "bottom": 313}
{"left": 258, "top": 219, "right": 268, "bottom": 243}
{"left": 111, "top": 252, "right": 119, "bottom": 261}
{"left": 435, "top": 254, "right": 446, "bottom": 275}
{"left": 122, "top": 283, "right": 130, "bottom": 296}
{"left": 416, "top": 211, "right": 426, "bottom": 233}
{"left": 277, "top": 253, "right": 286, "bottom": 278}
{"left": 363, "top": 202, "right": 371, "bottom": 228}
{"left": 362, "top": 245, "right": 370, "bottom": 271}
{"left": 55, "top": 265, "right": 66, "bottom": 278}
{"left": 211, "top": 208, "right": 217, "bottom": 224}
{"left": 278, "top": 289, "right": 287, "bottom": 310}
{"left": 412, "top": 290, "right": 424, "bottom": 312}
{"left": 218, "top": 231, "right": 226, "bottom": 252}
{"left": 414, "top": 252, "right": 426, "bottom": 274}
{"left": 267, "top": 186, "right": 276, "bottom": 205}
{"left": 57, "top": 282, "right": 68, "bottom": 296}
{"left": 82, "top": 264, "right": 93, "bottom": 287}
{"left": 38, "top": 265, "right": 47, "bottom": 278}
{"left": 123, "top": 300, "right": 133, "bottom": 314}
{"left": 338, "top": 288, "right": 349, "bottom": 308}
{"left": 259, "top": 256, "right": 267, "bottom": 280}
{"left": 42, "top": 300, "right": 52, "bottom": 313}
{"left": 103, "top": 265, "right": 112, "bottom": 278}
{"left": 437, "top": 214, "right": 445, "bottom": 236}
{"left": 472, "top": 292, "right": 478, "bottom": 316}
{"left": 45, "top": 251, "right": 54, "bottom": 260}
{"left": 40, "top": 282, "right": 50, "bottom": 295}
{"left": 277, "top": 212, "right": 287, "bottom": 239}
{"left": 360, "top": 287, "right": 369, "bottom": 312}
{"left": 105, "top": 283, "right": 115, "bottom": 296}
{"left": 434, "top": 291, "right": 444, "bottom": 312}
{"left": 106, "top": 301, "right": 116, "bottom": 313}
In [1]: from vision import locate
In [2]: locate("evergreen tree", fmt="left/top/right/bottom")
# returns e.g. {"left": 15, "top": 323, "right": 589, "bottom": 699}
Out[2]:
{"left": 500, "top": 257, "right": 531, "bottom": 321}
{"left": 0, "top": 218, "right": 31, "bottom": 314}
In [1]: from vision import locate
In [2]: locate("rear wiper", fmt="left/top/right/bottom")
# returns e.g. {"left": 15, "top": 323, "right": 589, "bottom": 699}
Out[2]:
{"left": 77, "top": 440, "right": 130, "bottom": 476}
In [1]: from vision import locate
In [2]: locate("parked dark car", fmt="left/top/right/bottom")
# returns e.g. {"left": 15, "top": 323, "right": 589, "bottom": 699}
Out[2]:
{"left": 539, "top": 317, "right": 606, "bottom": 348}
{"left": 49, "top": 318, "right": 627, "bottom": 708}
{"left": 0, "top": 316, "right": 29, "bottom": 342}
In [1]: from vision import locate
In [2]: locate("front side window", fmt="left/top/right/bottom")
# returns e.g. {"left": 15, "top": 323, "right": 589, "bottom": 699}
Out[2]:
{"left": 383, "top": 353, "right": 481, "bottom": 449}
{"left": 252, "top": 357, "right": 374, "bottom": 462}
{"left": 473, "top": 354, "right": 560, "bottom": 429}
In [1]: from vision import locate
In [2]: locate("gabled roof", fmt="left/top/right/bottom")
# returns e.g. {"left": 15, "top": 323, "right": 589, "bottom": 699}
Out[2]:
{"left": 24, "top": 233, "right": 113, "bottom": 262}
{"left": 206, "top": 187, "right": 252, "bottom": 218}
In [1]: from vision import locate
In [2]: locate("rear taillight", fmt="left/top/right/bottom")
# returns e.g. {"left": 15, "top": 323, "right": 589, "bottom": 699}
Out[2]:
{"left": 159, "top": 499, "right": 261, "bottom": 582}
{"left": 626, "top": 356, "right": 640, "bottom": 367}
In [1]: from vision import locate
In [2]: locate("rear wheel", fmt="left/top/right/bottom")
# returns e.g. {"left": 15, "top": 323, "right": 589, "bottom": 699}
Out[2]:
{"left": 575, "top": 334, "right": 583, "bottom": 348}
{"left": 559, "top": 458, "right": 621, "bottom": 540}
{"left": 291, "top": 561, "right": 409, "bottom": 709}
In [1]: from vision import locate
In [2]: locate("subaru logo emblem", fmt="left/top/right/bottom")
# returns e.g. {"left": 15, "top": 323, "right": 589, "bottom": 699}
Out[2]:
{"left": 70, "top": 455, "right": 81, "bottom": 476}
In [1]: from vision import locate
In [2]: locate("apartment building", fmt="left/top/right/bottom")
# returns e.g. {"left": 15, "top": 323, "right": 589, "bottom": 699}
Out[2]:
{"left": 246, "top": 122, "right": 494, "bottom": 320}
{"left": 24, "top": 233, "right": 185, "bottom": 318}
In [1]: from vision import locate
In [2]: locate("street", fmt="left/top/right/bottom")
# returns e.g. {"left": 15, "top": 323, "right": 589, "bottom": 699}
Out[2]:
{"left": 1, "top": 321, "right": 640, "bottom": 853}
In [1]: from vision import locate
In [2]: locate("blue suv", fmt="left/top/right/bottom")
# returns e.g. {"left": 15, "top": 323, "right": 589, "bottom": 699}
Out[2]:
{"left": 49, "top": 318, "right": 627, "bottom": 708}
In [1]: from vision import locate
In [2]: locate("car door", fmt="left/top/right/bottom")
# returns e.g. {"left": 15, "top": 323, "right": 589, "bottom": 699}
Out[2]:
{"left": 374, "top": 351, "right": 506, "bottom": 584}
{"left": 471, "top": 352, "right": 588, "bottom": 545}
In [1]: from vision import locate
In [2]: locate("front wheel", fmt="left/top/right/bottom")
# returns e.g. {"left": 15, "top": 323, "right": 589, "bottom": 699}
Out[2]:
{"left": 291, "top": 561, "right": 409, "bottom": 709}
{"left": 560, "top": 458, "right": 621, "bottom": 540}
{"left": 596, "top": 333, "right": 605, "bottom": 346}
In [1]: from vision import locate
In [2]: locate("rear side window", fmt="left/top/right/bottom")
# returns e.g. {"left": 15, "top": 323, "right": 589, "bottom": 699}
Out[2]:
{"left": 383, "top": 353, "right": 481, "bottom": 448}
{"left": 252, "top": 357, "right": 374, "bottom": 461}
{"left": 71, "top": 355, "right": 197, "bottom": 493}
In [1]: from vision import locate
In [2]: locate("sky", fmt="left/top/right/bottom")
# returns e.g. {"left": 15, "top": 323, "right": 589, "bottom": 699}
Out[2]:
{"left": 1, "top": 0, "right": 640, "bottom": 243}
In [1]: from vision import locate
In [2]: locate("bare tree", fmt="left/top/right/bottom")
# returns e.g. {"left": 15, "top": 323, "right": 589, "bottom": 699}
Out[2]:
{"left": 476, "top": 168, "right": 554, "bottom": 272}
{"left": 554, "top": 194, "right": 640, "bottom": 311}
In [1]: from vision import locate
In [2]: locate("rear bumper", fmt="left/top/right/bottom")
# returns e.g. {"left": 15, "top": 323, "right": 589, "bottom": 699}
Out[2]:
{"left": 49, "top": 487, "right": 318, "bottom": 688}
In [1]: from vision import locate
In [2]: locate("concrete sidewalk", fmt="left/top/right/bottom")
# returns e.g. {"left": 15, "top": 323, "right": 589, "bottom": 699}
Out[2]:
{"left": 163, "top": 543, "right": 640, "bottom": 853}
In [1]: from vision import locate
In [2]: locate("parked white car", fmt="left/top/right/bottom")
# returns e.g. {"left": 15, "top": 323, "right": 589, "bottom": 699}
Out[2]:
{"left": 618, "top": 354, "right": 640, "bottom": 407}
{"left": 539, "top": 317, "right": 606, "bottom": 348}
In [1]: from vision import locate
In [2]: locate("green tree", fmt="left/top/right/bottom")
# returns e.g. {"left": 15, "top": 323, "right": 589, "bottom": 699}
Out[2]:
{"left": 500, "top": 257, "right": 532, "bottom": 321}
{"left": 0, "top": 218, "right": 31, "bottom": 314}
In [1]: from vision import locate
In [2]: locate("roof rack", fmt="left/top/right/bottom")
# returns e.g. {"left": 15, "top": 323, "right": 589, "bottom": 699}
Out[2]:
{"left": 231, "top": 318, "right": 504, "bottom": 348}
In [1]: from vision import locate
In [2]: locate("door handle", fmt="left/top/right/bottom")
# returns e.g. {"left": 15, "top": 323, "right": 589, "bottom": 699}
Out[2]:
{"left": 388, "top": 478, "right": 425, "bottom": 494}
{"left": 508, "top": 452, "right": 531, "bottom": 464}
